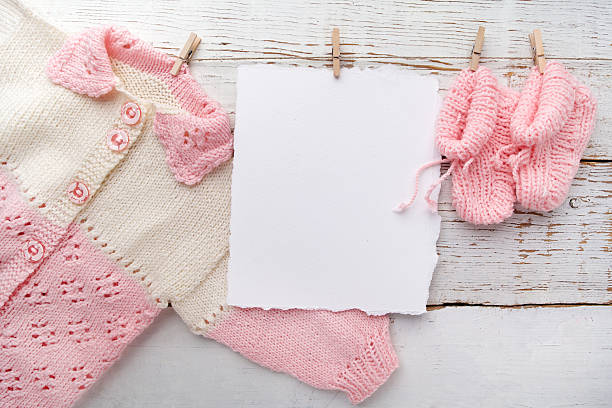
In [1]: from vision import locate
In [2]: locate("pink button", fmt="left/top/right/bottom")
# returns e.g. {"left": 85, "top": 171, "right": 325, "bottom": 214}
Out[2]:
{"left": 121, "top": 102, "right": 141, "bottom": 126}
{"left": 106, "top": 128, "right": 130, "bottom": 152}
{"left": 67, "top": 181, "right": 90, "bottom": 205}
{"left": 21, "top": 239, "right": 45, "bottom": 263}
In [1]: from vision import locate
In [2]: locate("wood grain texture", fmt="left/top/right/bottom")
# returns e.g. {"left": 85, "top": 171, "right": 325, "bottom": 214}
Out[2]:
{"left": 30, "top": 0, "right": 612, "bottom": 59}
{"left": 25, "top": 0, "right": 612, "bottom": 159}
{"left": 14, "top": 2, "right": 611, "bottom": 406}
{"left": 433, "top": 161, "right": 611, "bottom": 306}
{"left": 73, "top": 307, "right": 612, "bottom": 408}
{"left": 184, "top": 58, "right": 612, "bottom": 160}
{"left": 21, "top": 0, "right": 612, "bottom": 306}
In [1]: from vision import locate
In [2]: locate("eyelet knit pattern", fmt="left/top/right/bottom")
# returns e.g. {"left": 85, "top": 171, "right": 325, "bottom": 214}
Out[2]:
{"left": 46, "top": 25, "right": 234, "bottom": 186}
{"left": 0, "top": 169, "right": 66, "bottom": 310}
{"left": 0, "top": 171, "right": 158, "bottom": 408}
{"left": 1, "top": 3, "right": 398, "bottom": 405}
{"left": 509, "top": 64, "right": 597, "bottom": 211}
{"left": 154, "top": 112, "right": 234, "bottom": 185}
{"left": 435, "top": 67, "right": 518, "bottom": 225}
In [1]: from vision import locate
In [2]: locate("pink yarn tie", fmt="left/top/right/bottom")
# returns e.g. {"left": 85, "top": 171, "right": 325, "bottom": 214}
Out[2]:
{"left": 393, "top": 158, "right": 451, "bottom": 213}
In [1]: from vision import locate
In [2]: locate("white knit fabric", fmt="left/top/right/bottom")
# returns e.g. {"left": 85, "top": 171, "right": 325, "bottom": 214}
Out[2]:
{"left": 0, "top": 6, "right": 401, "bottom": 406}
{"left": 0, "top": 1, "right": 230, "bottom": 318}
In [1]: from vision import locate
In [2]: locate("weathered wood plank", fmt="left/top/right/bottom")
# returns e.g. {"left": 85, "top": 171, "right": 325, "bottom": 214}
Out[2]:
{"left": 11, "top": 2, "right": 612, "bottom": 407}
{"left": 185, "top": 58, "right": 612, "bottom": 160}
{"left": 432, "top": 161, "right": 611, "bottom": 306}
{"left": 192, "top": 60, "right": 612, "bottom": 305}
{"left": 23, "top": 0, "right": 612, "bottom": 159}
{"left": 30, "top": 0, "right": 612, "bottom": 60}
{"left": 74, "top": 307, "right": 612, "bottom": 408}
{"left": 18, "top": 0, "right": 612, "bottom": 305}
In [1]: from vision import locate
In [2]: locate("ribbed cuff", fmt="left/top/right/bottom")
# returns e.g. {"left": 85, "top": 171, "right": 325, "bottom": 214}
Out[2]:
{"left": 332, "top": 326, "right": 399, "bottom": 404}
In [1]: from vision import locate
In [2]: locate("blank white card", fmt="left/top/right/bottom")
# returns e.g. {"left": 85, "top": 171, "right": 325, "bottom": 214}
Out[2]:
{"left": 228, "top": 65, "right": 441, "bottom": 315}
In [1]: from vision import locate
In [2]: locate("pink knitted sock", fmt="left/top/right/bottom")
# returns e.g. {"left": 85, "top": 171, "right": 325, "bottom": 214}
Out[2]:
{"left": 435, "top": 67, "right": 519, "bottom": 224}
{"left": 509, "top": 62, "right": 597, "bottom": 211}
{"left": 207, "top": 308, "right": 398, "bottom": 404}
{"left": 0, "top": 172, "right": 158, "bottom": 408}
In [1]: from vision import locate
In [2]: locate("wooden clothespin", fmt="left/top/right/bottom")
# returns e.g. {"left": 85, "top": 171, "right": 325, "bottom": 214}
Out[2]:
{"left": 469, "top": 26, "right": 485, "bottom": 71}
{"left": 529, "top": 29, "right": 546, "bottom": 74}
{"left": 171, "top": 32, "right": 201, "bottom": 76}
{"left": 332, "top": 28, "right": 340, "bottom": 78}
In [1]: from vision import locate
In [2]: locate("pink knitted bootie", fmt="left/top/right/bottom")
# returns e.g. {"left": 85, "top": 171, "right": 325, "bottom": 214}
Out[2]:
{"left": 509, "top": 62, "right": 597, "bottom": 211}
{"left": 434, "top": 67, "right": 519, "bottom": 224}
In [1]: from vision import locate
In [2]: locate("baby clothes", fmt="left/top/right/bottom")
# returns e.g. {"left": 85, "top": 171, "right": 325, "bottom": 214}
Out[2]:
{"left": 434, "top": 66, "right": 518, "bottom": 224}
{"left": 0, "top": 1, "right": 397, "bottom": 406}
{"left": 173, "top": 249, "right": 398, "bottom": 405}
{"left": 398, "top": 62, "right": 596, "bottom": 224}
{"left": 509, "top": 63, "right": 597, "bottom": 211}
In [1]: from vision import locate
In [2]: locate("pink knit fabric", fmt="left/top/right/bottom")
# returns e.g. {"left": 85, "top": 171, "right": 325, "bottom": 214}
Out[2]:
{"left": 0, "top": 175, "right": 158, "bottom": 407}
{"left": 509, "top": 63, "right": 597, "bottom": 211}
{"left": 0, "top": 168, "right": 66, "bottom": 310}
{"left": 154, "top": 113, "right": 234, "bottom": 185}
{"left": 41, "top": 24, "right": 396, "bottom": 406}
{"left": 402, "top": 62, "right": 596, "bottom": 223}
{"left": 435, "top": 67, "right": 518, "bottom": 224}
{"left": 208, "top": 308, "right": 398, "bottom": 404}
{"left": 46, "top": 26, "right": 233, "bottom": 185}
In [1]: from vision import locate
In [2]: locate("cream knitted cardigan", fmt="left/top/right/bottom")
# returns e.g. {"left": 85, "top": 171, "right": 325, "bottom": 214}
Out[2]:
{"left": 0, "top": 2, "right": 398, "bottom": 406}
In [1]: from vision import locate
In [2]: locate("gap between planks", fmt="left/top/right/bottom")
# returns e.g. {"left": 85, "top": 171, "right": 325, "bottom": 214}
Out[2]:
{"left": 181, "top": 56, "right": 612, "bottom": 62}
{"left": 426, "top": 302, "right": 612, "bottom": 311}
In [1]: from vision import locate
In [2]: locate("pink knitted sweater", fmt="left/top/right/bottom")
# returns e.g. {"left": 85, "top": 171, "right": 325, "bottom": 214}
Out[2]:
{"left": 0, "top": 1, "right": 398, "bottom": 406}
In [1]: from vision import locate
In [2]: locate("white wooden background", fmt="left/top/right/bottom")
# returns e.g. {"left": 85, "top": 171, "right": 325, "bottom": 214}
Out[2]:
{"left": 22, "top": 0, "right": 612, "bottom": 406}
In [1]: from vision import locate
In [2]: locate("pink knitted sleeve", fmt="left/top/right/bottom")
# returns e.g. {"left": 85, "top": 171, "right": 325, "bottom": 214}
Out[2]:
{"left": 207, "top": 307, "right": 398, "bottom": 404}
